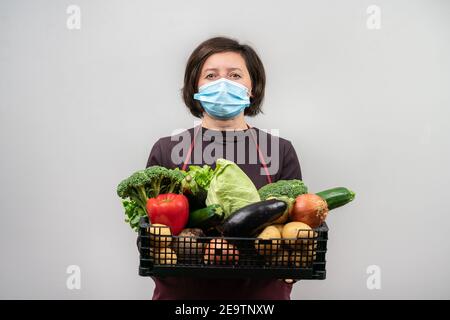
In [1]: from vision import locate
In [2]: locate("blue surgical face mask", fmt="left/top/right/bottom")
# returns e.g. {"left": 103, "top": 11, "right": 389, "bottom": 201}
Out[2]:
{"left": 193, "top": 78, "right": 251, "bottom": 120}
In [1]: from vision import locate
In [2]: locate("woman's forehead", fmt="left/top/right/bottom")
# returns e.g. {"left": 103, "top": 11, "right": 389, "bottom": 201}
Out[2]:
{"left": 202, "top": 52, "right": 246, "bottom": 70}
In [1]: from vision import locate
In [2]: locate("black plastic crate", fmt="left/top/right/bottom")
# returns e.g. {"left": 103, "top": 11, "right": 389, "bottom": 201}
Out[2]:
{"left": 137, "top": 216, "right": 328, "bottom": 280}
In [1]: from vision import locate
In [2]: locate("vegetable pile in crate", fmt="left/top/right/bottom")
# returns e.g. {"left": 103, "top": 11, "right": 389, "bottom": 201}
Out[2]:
{"left": 117, "top": 158, "right": 355, "bottom": 280}
{"left": 138, "top": 217, "right": 329, "bottom": 279}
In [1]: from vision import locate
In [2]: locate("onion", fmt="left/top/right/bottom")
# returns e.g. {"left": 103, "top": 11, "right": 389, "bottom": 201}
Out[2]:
{"left": 290, "top": 194, "right": 328, "bottom": 228}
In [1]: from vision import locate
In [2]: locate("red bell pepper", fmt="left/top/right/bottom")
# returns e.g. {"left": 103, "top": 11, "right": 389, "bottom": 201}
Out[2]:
{"left": 146, "top": 193, "right": 189, "bottom": 235}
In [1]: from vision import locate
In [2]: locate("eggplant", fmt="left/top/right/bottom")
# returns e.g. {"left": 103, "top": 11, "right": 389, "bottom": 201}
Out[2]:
{"left": 218, "top": 199, "right": 287, "bottom": 238}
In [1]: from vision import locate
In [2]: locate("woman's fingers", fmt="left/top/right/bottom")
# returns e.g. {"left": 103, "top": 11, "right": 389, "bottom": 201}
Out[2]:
{"left": 279, "top": 278, "right": 296, "bottom": 284}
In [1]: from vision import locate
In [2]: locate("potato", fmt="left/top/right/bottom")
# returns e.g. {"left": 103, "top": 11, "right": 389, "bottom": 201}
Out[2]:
{"left": 172, "top": 228, "right": 205, "bottom": 262}
{"left": 297, "top": 243, "right": 318, "bottom": 263}
{"left": 151, "top": 247, "right": 177, "bottom": 265}
{"left": 290, "top": 250, "right": 316, "bottom": 268}
{"left": 268, "top": 249, "right": 290, "bottom": 267}
{"left": 203, "top": 238, "right": 239, "bottom": 265}
{"left": 148, "top": 224, "right": 172, "bottom": 248}
{"left": 271, "top": 224, "right": 285, "bottom": 234}
{"left": 301, "top": 240, "right": 318, "bottom": 251}
{"left": 255, "top": 225, "right": 282, "bottom": 255}
{"left": 282, "top": 222, "right": 317, "bottom": 250}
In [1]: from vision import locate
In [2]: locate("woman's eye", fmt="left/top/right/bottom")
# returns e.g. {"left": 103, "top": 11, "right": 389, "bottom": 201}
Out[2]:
{"left": 230, "top": 73, "right": 242, "bottom": 79}
{"left": 206, "top": 74, "right": 215, "bottom": 79}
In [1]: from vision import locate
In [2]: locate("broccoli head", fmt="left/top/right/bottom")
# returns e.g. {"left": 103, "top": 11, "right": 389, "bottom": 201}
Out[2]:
{"left": 155, "top": 167, "right": 187, "bottom": 195}
{"left": 258, "top": 179, "right": 308, "bottom": 201}
{"left": 117, "top": 169, "right": 153, "bottom": 208}
{"left": 117, "top": 166, "right": 186, "bottom": 212}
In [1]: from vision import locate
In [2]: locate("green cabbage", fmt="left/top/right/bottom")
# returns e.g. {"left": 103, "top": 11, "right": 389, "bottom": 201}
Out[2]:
{"left": 206, "top": 159, "right": 261, "bottom": 218}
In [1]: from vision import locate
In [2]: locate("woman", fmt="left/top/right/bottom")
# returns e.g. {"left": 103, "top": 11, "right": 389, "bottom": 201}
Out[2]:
{"left": 146, "top": 37, "right": 303, "bottom": 300}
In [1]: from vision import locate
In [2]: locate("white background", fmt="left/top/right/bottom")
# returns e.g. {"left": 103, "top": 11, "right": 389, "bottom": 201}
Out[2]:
{"left": 1, "top": 0, "right": 449, "bottom": 299}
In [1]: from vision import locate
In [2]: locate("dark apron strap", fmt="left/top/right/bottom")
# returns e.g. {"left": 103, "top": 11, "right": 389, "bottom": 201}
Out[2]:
{"left": 181, "top": 125, "right": 202, "bottom": 171}
{"left": 247, "top": 124, "right": 273, "bottom": 184}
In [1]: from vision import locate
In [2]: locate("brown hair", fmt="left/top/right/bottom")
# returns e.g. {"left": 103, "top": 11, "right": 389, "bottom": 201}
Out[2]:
{"left": 182, "top": 36, "right": 266, "bottom": 118}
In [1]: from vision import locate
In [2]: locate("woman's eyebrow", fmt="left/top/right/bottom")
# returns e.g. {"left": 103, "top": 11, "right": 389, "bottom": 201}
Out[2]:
{"left": 203, "top": 67, "right": 243, "bottom": 73}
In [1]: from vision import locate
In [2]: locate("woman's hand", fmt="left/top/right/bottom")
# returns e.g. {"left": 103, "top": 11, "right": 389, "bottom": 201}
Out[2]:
{"left": 280, "top": 278, "right": 298, "bottom": 284}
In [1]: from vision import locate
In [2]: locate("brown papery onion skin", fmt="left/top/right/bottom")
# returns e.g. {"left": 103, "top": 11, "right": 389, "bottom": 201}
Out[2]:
{"left": 290, "top": 194, "right": 329, "bottom": 228}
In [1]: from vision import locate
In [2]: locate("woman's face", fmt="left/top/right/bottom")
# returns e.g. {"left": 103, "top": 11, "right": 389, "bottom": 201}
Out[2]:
{"left": 198, "top": 51, "right": 253, "bottom": 97}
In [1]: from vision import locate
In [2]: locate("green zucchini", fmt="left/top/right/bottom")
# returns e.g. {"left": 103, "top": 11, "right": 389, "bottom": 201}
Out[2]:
{"left": 187, "top": 204, "right": 224, "bottom": 229}
{"left": 316, "top": 187, "right": 355, "bottom": 210}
